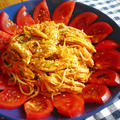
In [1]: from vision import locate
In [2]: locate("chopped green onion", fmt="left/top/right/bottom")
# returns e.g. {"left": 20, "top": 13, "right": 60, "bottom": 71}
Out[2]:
{"left": 4, "top": 60, "right": 9, "bottom": 66}
{"left": 20, "top": 33, "right": 25, "bottom": 36}
{"left": 17, "top": 36, "right": 24, "bottom": 42}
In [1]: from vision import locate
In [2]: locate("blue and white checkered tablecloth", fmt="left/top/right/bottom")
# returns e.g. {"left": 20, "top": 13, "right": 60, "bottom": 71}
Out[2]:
{"left": 77, "top": 0, "right": 120, "bottom": 120}
{"left": 79, "top": 0, "right": 120, "bottom": 26}
{"left": 0, "top": 0, "right": 120, "bottom": 120}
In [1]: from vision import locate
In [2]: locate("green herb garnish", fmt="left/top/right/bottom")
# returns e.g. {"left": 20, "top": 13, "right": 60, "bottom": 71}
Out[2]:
{"left": 4, "top": 60, "right": 9, "bottom": 66}
{"left": 20, "top": 33, "right": 25, "bottom": 36}
{"left": 17, "top": 36, "right": 24, "bottom": 43}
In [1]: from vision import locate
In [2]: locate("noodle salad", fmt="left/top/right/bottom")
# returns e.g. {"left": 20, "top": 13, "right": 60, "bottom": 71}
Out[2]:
{"left": 1, "top": 21, "right": 96, "bottom": 97}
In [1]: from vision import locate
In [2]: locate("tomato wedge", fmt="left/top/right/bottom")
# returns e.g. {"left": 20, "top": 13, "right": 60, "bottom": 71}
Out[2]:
{"left": 95, "top": 40, "right": 120, "bottom": 51}
{"left": 93, "top": 49, "right": 120, "bottom": 71}
{"left": 69, "top": 12, "right": 98, "bottom": 31}
{"left": 82, "top": 84, "right": 111, "bottom": 103}
{"left": 0, "top": 11, "right": 19, "bottom": 35}
{"left": 0, "top": 30, "right": 11, "bottom": 52}
{"left": 0, "top": 73, "right": 9, "bottom": 90}
{"left": 85, "top": 22, "right": 113, "bottom": 43}
{"left": 0, "top": 86, "right": 28, "bottom": 109}
{"left": 24, "top": 95, "right": 54, "bottom": 119}
{"left": 0, "top": 57, "right": 3, "bottom": 70}
{"left": 88, "top": 70, "right": 120, "bottom": 86}
{"left": 52, "top": 1, "right": 75, "bottom": 25}
{"left": 16, "top": 6, "right": 35, "bottom": 26}
{"left": 33, "top": 0, "right": 51, "bottom": 23}
{"left": 53, "top": 93, "right": 84, "bottom": 117}
{"left": 0, "top": 30, "right": 11, "bottom": 43}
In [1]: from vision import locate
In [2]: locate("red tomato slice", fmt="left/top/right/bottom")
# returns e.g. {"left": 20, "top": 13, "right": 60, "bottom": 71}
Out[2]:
{"left": 69, "top": 12, "right": 98, "bottom": 31}
{"left": 33, "top": 0, "right": 51, "bottom": 23}
{"left": 0, "top": 73, "right": 9, "bottom": 90}
{"left": 0, "top": 86, "right": 28, "bottom": 109}
{"left": 0, "top": 30, "right": 11, "bottom": 52}
{"left": 93, "top": 49, "right": 120, "bottom": 71}
{"left": 16, "top": 6, "right": 35, "bottom": 26}
{"left": 53, "top": 93, "right": 84, "bottom": 117}
{"left": 82, "top": 84, "right": 111, "bottom": 103}
{"left": 24, "top": 95, "right": 54, "bottom": 119}
{"left": 0, "top": 57, "right": 3, "bottom": 70}
{"left": 0, "top": 11, "right": 19, "bottom": 35}
{"left": 85, "top": 22, "right": 113, "bottom": 43}
{"left": 52, "top": 1, "right": 75, "bottom": 25}
{"left": 95, "top": 40, "right": 120, "bottom": 51}
{"left": 0, "top": 30, "right": 11, "bottom": 43}
{"left": 88, "top": 70, "right": 120, "bottom": 86}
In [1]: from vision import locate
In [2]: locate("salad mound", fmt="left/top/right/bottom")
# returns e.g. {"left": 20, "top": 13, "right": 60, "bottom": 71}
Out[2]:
{"left": 1, "top": 21, "right": 96, "bottom": 97}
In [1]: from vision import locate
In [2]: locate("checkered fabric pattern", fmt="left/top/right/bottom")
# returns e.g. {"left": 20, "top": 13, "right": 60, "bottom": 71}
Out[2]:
{"left": 78, "top": 0, "right": 120, "bottom": 26}
{"left": 76, "top": 0, "right": 120, "bottom": 120}
{"left": 85, "top": 98, "right": 120, "bottom": 120}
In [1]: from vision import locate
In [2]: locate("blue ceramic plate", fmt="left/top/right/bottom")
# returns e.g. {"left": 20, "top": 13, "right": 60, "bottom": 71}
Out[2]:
{"left": 0, "top": 0, "right": 120, "bottom": 120}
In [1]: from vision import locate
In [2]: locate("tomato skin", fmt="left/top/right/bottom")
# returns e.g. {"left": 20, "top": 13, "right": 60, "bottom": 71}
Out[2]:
{"left": 0, "top": 30, "right": 11, "bottom": 52}
{"left": 95, "top": 40, "right": 120, "bottom": 51}
{"left": 82, "top": 84, "right": 111, "bottom": 103}
{"left": 93, "top": 49, "right": 120, "bottom": 71}
{"left": 0, "top": 73, "right": 9, "bottom": 90}
{"left": 16, "top": 6, "right": 35, "bottom": 26}
{"left": 33, "top": 0, "right": 51, "bottom": 23}
{"left": 0, "top": 30, "right": 11, "bottom": 43}
{"left": 52, "top": 1, "right": 75, "bottom": 25}
{"left": 53, "top": 93, "right": 84, "bottom": 117}
{"left": 88, "top": 70, "right": 120, "bottom": 86}
{"left": 0, "top": 11, "right": 18, "bottom": 35}
{"left": 0, "top": 57, "right": 3, "bottom": 70}
{"left": 85, "top": 22, "right": 113, "bottom": 43}
{"left": 24, "top": 95, "right": 54, "bottom": 119}
{"left": 0, "top": 86, "right": 28, "bottom": 109}
{"left": 69, "top": 12, "right": 98, "bottom": 31}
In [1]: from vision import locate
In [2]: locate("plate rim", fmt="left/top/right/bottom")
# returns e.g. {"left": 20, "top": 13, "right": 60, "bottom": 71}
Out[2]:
{"left": 0, "top": 0, "right": 120, "bottom": 120}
